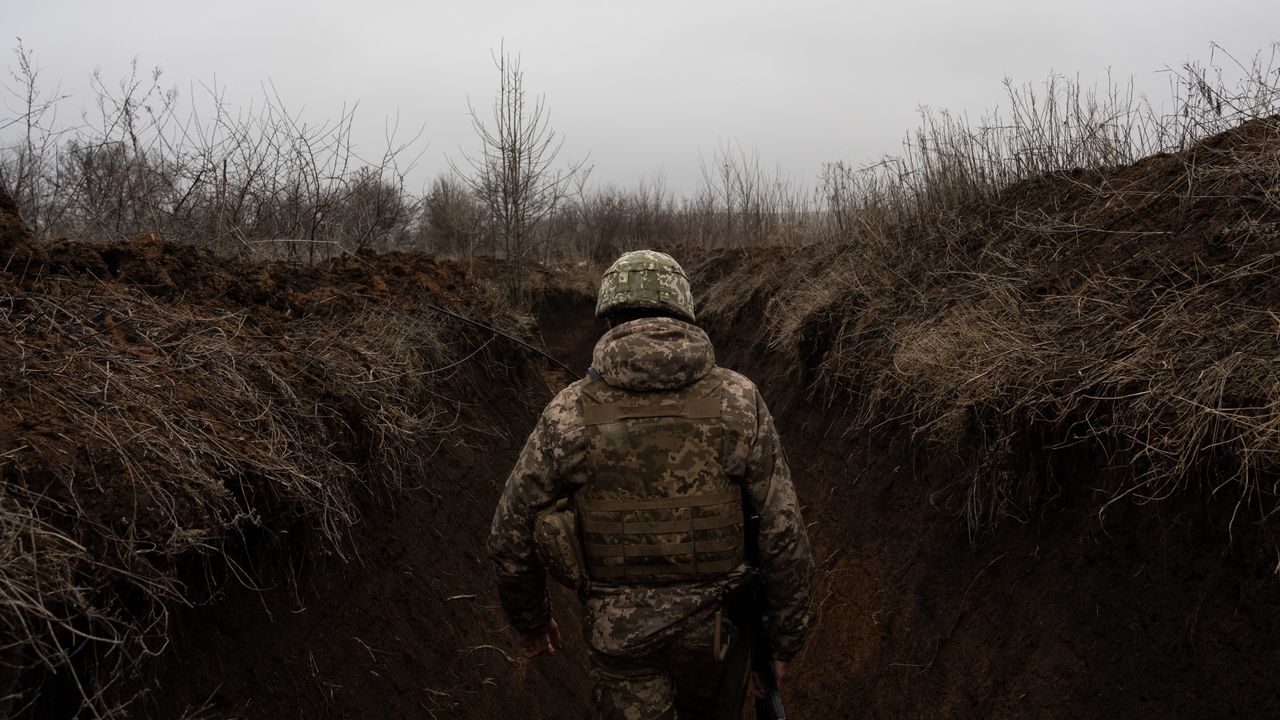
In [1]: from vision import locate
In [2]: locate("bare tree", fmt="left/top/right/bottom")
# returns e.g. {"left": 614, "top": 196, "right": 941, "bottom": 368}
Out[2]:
{"left": 423, "top": 173, "right": 483, "bottom": 256}
{"left": 1, "top": 45, "right": 425, "bottom": 259}
{"left": 451, "top": 45, "right": 587, "bottom": 296}
{"left": 1, "top": 40, "right": 68, "bottom": 237}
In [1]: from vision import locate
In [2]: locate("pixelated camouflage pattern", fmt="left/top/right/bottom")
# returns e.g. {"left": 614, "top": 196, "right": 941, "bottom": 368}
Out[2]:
{"left": 576, "top": 370, "right": 743, "bottom": 583}
{"left": 595, "top": 250, "right": 696, "bottom": 322}
{"left": 589, "top": 613, "right": 747, "bottom": 720}
{"left": 593, "top": 316, "right": 712, "bottom": 391}
{"left": 487, "top": 316, "right": 813, "bottom": 660}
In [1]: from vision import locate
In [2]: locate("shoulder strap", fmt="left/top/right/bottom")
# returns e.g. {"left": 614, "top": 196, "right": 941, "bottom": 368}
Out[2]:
{"left": 582, "top": 395, "right": 721, "bottom": 426}
{"left": 579, "top": 377, "right": 610, "bottom": 404}
{"left": 578, "top": 369, "right": 725, "bottom": 424}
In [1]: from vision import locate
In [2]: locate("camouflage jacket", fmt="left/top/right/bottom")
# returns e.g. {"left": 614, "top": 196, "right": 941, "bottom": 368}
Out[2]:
{"left": 487, "top": 317, "right": 813, "bottom": 659}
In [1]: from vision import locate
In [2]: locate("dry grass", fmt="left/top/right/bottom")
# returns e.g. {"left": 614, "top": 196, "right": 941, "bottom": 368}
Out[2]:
{"left": 692, "top": 47, "right": 1280, "bottom": 542}
{"left": 0, "top": 244, "right": 517, "bottom": 715}
{"left": 4, "top": 42, "right": 1280, "bottom": 716}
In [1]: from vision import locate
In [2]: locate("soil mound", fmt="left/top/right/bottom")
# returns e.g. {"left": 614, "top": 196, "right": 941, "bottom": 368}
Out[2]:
{"left": 697, "top": 115, "right": 1280, "bottom": 530}
{"left": 685, "top": 116, "right": 1280, "bottom": 719}
{"left": 5, "top": 116, "right": 1280, "bottom": 720}
{"left": 0, "top": 195, "right": 587, "bottom": 717}
{"left": 0, "top": 187, "right": 46, "bottom": 272}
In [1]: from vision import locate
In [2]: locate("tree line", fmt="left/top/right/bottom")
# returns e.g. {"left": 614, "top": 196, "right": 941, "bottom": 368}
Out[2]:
{"left": 4, "top": 41, "right": 1276, "bottom": 277}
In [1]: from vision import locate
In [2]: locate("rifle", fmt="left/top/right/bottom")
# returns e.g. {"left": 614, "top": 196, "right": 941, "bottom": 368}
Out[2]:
{"left": 725, "top": 569, "right": 787, "bottom": 720}
{"left": 750, "top": 609, "right": 787, "bottom": 719}
{"left": 734, "top": 497, "right": 789, "bottom": 720}
{"left": 630, "top": 561, "right": 788, "bottom": 718}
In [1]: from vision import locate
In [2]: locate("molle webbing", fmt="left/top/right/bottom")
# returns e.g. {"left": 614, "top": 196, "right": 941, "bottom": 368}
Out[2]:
{"left": 578, "top": 490, "right": 737, "bottom": 513}
{"left": 579, "top": 512, "right": 742, "bottom": 535}
{"left": 580, "top": 489, "right": 743, "bottom": 580}
{"left": 578, "top": 491, "right": 742, "bottom": 576}
{"left": 577, "top": 372, "right": 745, "bottom": 584}
{"left": 587, "top": 561, "right": 740, "bottom": 579}
{"left": 581, "top": 538, "right": 741, "bottom": 558}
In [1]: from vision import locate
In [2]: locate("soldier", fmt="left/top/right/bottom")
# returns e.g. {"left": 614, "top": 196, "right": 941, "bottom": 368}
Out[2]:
{"left": 488, "top": 250, "right": 813, "bottom": 719}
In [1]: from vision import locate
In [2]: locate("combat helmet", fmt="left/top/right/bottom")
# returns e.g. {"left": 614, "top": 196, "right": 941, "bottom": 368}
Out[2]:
{"left": 595, "top": 250, "right": 695, "bottom": 323}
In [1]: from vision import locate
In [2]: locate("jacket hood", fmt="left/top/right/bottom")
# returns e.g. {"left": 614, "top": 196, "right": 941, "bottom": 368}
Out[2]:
{"left": 591, "top": 317, "right": 715, "bottom": 391}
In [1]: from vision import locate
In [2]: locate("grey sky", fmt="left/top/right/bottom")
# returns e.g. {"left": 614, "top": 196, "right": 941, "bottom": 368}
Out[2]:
{"left": 6, "top": 0, "right": 1279, "bottom": 196}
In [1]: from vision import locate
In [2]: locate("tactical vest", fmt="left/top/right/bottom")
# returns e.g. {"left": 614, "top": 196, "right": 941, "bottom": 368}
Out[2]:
{"left": 575, "top": 371, "right": 745, "bottom": 585}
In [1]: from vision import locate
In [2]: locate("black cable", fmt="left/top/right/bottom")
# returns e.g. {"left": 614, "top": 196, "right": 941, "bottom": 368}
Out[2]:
{"left": 424, "top": 302, "right": 581, "bottom": 380}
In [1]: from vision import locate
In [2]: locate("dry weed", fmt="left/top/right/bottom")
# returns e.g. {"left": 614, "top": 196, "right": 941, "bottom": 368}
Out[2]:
{"left": 0, "top": 261, "right": 503, "bottom": 714}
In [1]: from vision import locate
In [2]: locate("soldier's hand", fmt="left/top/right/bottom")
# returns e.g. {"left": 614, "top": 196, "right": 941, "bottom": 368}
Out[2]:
{"left": 748, "top": 660, "right": 792, "bottom": 699}
{"left": 772, "top": 659, "right": 790, "bottom": 688}
{"left": 516, "top": 618, "right": 562, "bottom": 658}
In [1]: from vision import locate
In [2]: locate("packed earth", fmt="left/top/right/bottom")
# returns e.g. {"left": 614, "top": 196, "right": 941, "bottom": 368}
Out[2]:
{"left": 3, "top": 117, "right": 1280, "bottom": 719}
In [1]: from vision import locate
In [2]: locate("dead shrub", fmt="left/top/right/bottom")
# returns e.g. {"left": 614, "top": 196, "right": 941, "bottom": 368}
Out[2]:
{"left": 692, "top": 48, "right": 1280, "bottom": 541}
{"left": 0, "top": 233, "right": 518, "bottom": 715}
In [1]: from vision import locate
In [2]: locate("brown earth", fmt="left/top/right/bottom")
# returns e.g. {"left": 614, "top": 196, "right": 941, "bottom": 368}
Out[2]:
{"left": 136, "top": 359, "right": 592, "bottom": 720}
{"left": 5, "top": 117, "right": 1280, "bottom": 720}
{"left": 0, "top": 197, "right": 594, "bottom": 719}
{"left": 537, "top": 286, "right": 1280, "bottom": 720}
{"left": 758, "top": 364, "right": 1280, "bottom": 720}
{"left": 683, "top": 118, "right": 1280, "bottom": 718}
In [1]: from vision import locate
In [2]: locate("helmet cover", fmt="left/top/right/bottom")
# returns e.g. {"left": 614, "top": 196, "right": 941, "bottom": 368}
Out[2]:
{"left": 595, "top": 250, "right": 695, "bottom": 322}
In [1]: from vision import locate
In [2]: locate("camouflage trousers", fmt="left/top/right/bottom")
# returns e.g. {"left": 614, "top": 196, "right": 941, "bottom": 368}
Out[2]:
{"left": 589, "top": 613, "right": 750, "bottom": 720}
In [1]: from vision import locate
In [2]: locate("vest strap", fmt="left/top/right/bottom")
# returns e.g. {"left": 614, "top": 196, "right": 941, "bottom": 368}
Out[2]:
{"left": 579, "top": 513, "right": 742, "bottom": 535}
{"left": 582, "top": 396, "right": 721, "bottom": 426}
{"left": 577, "top": 490, "right": 738, "bottom": 513}
{"left": 583, "top": 536, "right": 742, "bottom": 558}
{"left": 588, "top": 558, "right": 742, "bottom": 579}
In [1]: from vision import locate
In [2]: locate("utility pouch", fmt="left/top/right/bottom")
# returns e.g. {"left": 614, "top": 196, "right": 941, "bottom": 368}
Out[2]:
{"left": 533, "top": 498, "right": 588, "bottom": 593}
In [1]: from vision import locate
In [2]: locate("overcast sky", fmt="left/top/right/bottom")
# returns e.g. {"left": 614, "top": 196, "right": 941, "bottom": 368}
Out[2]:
{"left": 5, "top": 0, "right": 1278, "bottom": 196}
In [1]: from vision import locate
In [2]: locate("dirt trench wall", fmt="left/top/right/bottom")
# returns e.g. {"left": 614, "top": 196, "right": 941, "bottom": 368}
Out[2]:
{"left": 758, "top": 385, "right": 1280, "bottom": 720}
{"left": 685, "top": 250, "right": 1280, "bottom": 715}
{"left": 512, "top": 280, "right": 1280, "bottom": 720}
{"left": 0, "top": 190, "right": 596, "bottom": 719}
{"left": 138, "top": 354, "right": 591, "bottom": 720}
{"left": 7, "top": 155, "right": 1280, "bottom": 718}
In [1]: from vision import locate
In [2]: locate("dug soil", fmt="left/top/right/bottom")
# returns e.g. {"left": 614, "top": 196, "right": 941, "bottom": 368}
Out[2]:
{"left": 0, "top": 202, "right": 595, "bottom": 719}
{"left": 538, "top": 290, "right": 1280, "bottom": 720}
{"left": 134, "top": 286, "right": 1280, "bottom": 720}
{"left": 7, "top": 118, "right": 1280, "bottom": 720}
{"left": 756, "top": 365, "right": 1280, "bottom": 720}
{"left": 140, "top": 358, "right": 593, "bottom": 720}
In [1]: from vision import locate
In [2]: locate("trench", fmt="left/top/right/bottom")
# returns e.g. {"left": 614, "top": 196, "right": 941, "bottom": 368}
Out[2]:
{"left": 121, "top": 279, "right": 1280, "bottom": 720}
{"left": 532, "top": 289, "right": 1280, "bottom": 720}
